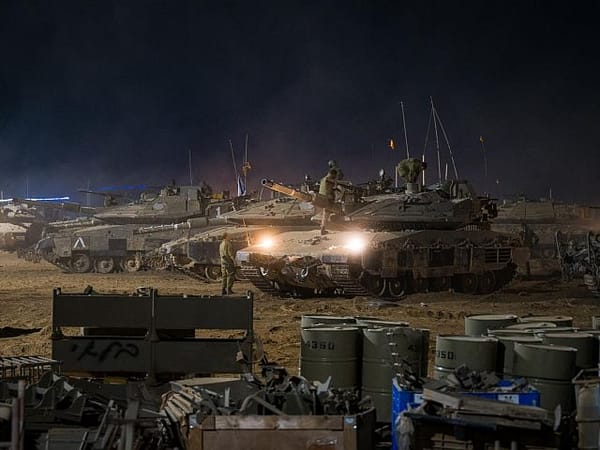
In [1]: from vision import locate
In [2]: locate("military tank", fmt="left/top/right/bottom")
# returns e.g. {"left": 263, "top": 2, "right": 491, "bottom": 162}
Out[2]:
{"left": 154, "top": 192, "right": 320, "bottom": 281}
{"left": 235, "top": 159, "right": 516, "bottom": 298}
{"left": 32, "top": 184, "right": 234, "bottom": 273}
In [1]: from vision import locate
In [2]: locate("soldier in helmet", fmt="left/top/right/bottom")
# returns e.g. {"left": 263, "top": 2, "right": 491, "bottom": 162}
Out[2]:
{"left": 318, "top": 168, "right": 338, "bottom": 235}
{"left": 328, "top": 160, "right": 344, "bottom": 180}
{"left": 219, "top": 232, "right": 236, "bottom": 295}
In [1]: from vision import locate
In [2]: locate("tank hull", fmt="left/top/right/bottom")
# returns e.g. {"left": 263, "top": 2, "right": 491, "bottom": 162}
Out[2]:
{"left": 237, "top": 228, "right": 516, "bottom": 298}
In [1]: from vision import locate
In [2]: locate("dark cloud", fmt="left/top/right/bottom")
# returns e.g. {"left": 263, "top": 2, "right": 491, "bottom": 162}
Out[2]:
{"left": 0, "top": 1, "right": 599, "bottom": 203}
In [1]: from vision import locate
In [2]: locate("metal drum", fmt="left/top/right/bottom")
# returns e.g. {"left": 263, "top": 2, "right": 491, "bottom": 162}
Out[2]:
{"left": 355, "top": 319, "right": 409, "bottom": 328}
{"left": 574, "top": 373, "right": 600, "bottom": 450}
{"left": 512, "top": 343, "right": 577, "bottom": 411}
{"left": 593, "top": 316, "right": 600, "bottom": 330}
{"left": 520, "top": 315, "right": 573, "bottom": 327}
{"left": 487, "top": 329, "right": 535, "bottom": 337}
{"left": 300, "top": 315, "right": 356, "bottom": 328}
{"left": 540, "top": 332, "right": 598, "bottom": 369}
{"left": 361, "top": 327, "right": 429, "bottom": 423}
{"left": 496, "top": 335, "right": 543, "bottom": 375}
{"left": 528, "top": 377, "right": 576, "bottom": 413}
{"left": 434, "top": 336, "right": 498, "bottom": 379}
{"left": 505, "top": 322, "right": 558, "bottom": 331}
{"left": 464, "top": 314, "right": 518, "bottom": 337}
{"left": 300, "top": 327, "right": 360, "bottom": 389}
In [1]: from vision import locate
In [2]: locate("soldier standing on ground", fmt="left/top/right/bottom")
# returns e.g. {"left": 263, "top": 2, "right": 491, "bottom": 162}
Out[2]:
{"left": 219, "top": 232, "right": 235, "bottom": 295}
{"left": 318, "top": 168, "right": 338, "bottom": 235}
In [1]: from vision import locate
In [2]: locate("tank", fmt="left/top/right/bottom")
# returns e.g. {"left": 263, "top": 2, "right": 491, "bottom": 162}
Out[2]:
{"left": 538, "top": 332, "right": 598, "bottom": 370}
{"left": 31, "top": 184, "right": 234, "bottom": 273}
{"left": 155, "top": 194, "right": 319, "bottom": 281}
{"left": 519, "top": 315, "right": 573, "bottom": 327}
{"left": 236, "top": 162, "right": 516, "bottom": 299}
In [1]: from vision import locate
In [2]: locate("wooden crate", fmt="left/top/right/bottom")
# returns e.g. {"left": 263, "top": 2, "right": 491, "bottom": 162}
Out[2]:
{"left": 186, "top": 409, "right": 376, "bottom": 450}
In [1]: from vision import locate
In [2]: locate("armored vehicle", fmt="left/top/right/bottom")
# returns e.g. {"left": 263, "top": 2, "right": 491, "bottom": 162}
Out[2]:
{"left": 155, "top": 194, "right": 319, "bottom": 281}
{"left": 235, "top": 159, "right": 516, "bottom": 298}
{"left": 32, "top": 184, "right": 234, "bottom": 273}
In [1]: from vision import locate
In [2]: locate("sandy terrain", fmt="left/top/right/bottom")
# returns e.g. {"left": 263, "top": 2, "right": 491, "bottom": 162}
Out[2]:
{"left": 0, "top": 250, "right": 599, "bottom": 374}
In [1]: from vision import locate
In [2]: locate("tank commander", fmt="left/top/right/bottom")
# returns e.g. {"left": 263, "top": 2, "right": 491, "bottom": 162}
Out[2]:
{"left": 318, "top": 168, "right": 338, "bottom": 235}
{"left": 219, "top": 232, "right": 236, "bottom": 295}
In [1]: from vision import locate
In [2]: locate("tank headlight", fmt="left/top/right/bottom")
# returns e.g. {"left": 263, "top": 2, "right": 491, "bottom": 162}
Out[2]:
{"left": 344, "top": 235, "right": 367, "bottom": 253}
{"left": 257, "top": 236, "right": 275, "bottom": 248}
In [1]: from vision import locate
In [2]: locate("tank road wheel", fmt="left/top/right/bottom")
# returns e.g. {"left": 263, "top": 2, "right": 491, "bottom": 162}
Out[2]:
{"left": 431, "top": 276, "right": 452, "bottom": 292}
{"left": 71, "top": 254, "right": 91, "bottom": 273}
{"left": 477, "top": 271, "right": 496, "bottom": 294}
{"left": 387, "top": 277, "right": 407, "bottom": 299}
{"left": 204, "top": 265, "right": 222, "bottom": 282}
{"left": 360, "top": 273, "right": 387, "bottom": 297}
{"left": 95, "top": 257, "right": 115, "bottom": 274}
{"left": 122, "top": 255, "right": 141, "bottom": 272}
{"left": 457, "top": 273, "right": 478, "bottom": 294}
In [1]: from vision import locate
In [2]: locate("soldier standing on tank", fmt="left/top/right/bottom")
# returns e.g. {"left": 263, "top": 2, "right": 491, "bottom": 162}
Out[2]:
{"left": 319, "top": 168, "right": 338, "bottom": 235}
{"left": 328, "top": 160, "right": 344, "bottom": 180}
{"left": 219, "top": 232, "right": 235, "bottom": 295}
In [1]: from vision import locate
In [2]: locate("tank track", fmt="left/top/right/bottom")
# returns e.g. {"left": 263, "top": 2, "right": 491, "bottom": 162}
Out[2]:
{"left": 328, "top": 264, "right": 370, "bottom": 296}
{"left": 170, "top": 264, "right": 210, "bottom": 283}
{"left": 240, "top": 265, "right": 279, "bottom": 295}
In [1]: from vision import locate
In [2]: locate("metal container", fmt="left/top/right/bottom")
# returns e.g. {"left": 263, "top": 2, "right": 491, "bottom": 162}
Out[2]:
{"left": 487, "top": 328, "right": 535, "bottom": 337}
{"left": 520, "top": 315, "right": 573, "bottom": 327}
{"left": 496, "top": 335, "right": 543, "bottom": 375}
{"left": 540, "top": 332, "right": 598, "bottom": 369}
{"left": 464, "top": 314, "right": 518, "bottom": 337}
{"left": 528, "top": 377, "right": 575, "bottom": 412}
{"left": 300, "top": 327, "right": 360, "bottom": 389}
{"left": 355, "top": 319, "right": 409, "bottom": 328}
{"left": 512, "top": 343, "right": 577, "bottom": 380}
{"left": 505, "top": 322, "right": 558, "bottom": 330}
{"left": 300, "top": 315, "right": 356, "bottom": 328}
{"left": 576, "top": 382, "right": 600, "bottom": 449}
{"left": 434, "top": 335, "right": 497, "bottom": 379}
{"left": 361, "top": 327, "right": 429, "bottom": 423}
{"left": 593, "top": 316, "right": 600, "bottom": 330}
{"left": 573, "top": 369, "right": 600, "bottom": 450}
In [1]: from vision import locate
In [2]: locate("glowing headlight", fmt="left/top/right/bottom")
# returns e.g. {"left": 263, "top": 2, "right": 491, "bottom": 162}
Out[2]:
{"left": 344, "top": 235, "right": 367, "bottom": 253}
{"left": 256, "top": 236, "right": 275, "bottom": 248}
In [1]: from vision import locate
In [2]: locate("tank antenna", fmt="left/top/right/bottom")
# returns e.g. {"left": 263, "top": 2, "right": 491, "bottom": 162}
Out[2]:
{"left": 400, "top": 101, "right": 410, "bottom": 159}
{"left": 431, "top": 101, "right": 459, "bottom": 179}
{"left": 228, "top": 139, "right": 238, "bottom": 186}
{"left": 430, "top": 97, "right": 442, "bottom": 183}
{"left": 480, "top": 136, "right": 487, "bottom": 195}
{"left": 188, "top": 148, "right": 193, "bottom": 186}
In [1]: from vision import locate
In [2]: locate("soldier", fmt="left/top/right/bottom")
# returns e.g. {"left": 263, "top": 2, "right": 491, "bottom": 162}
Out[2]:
{"left": 219, "top": 232, "right": 236, "bottom": 294}
{"left": 318, "top": 168, "right": 338, "bottom": 235}
{"left": 328, "top": 160, "right": 344, "bottom": 180}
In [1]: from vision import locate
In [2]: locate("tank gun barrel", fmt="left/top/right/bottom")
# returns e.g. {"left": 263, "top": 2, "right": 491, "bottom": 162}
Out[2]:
{"left": 46, "top": 218, "right": 101, "bottom": 230}
{"left": 261, "top": 179, "right": 339, "bottom": 211}
{"left": 135, "top": 217, "right": 209, "bottom": 234}
{"left": 13, "top": 197, "right": 96, "bottom": 215}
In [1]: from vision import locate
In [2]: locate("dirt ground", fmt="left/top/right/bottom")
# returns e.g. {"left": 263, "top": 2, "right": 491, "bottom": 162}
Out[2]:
{"left": 1, "top": 250, "right": 599, "bottom": 375}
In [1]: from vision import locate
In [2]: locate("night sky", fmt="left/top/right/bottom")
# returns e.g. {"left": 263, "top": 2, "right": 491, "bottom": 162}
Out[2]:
{"left": 1, "top": 1, "right": 599, "bottom": 203}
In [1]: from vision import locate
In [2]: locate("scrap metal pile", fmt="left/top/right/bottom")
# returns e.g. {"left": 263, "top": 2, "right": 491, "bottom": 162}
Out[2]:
{"left": 556, "top": 230, "right": 600, "bottom": 295}
{"left": 161, "top": 365, "right": 373, "bottom": 448}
